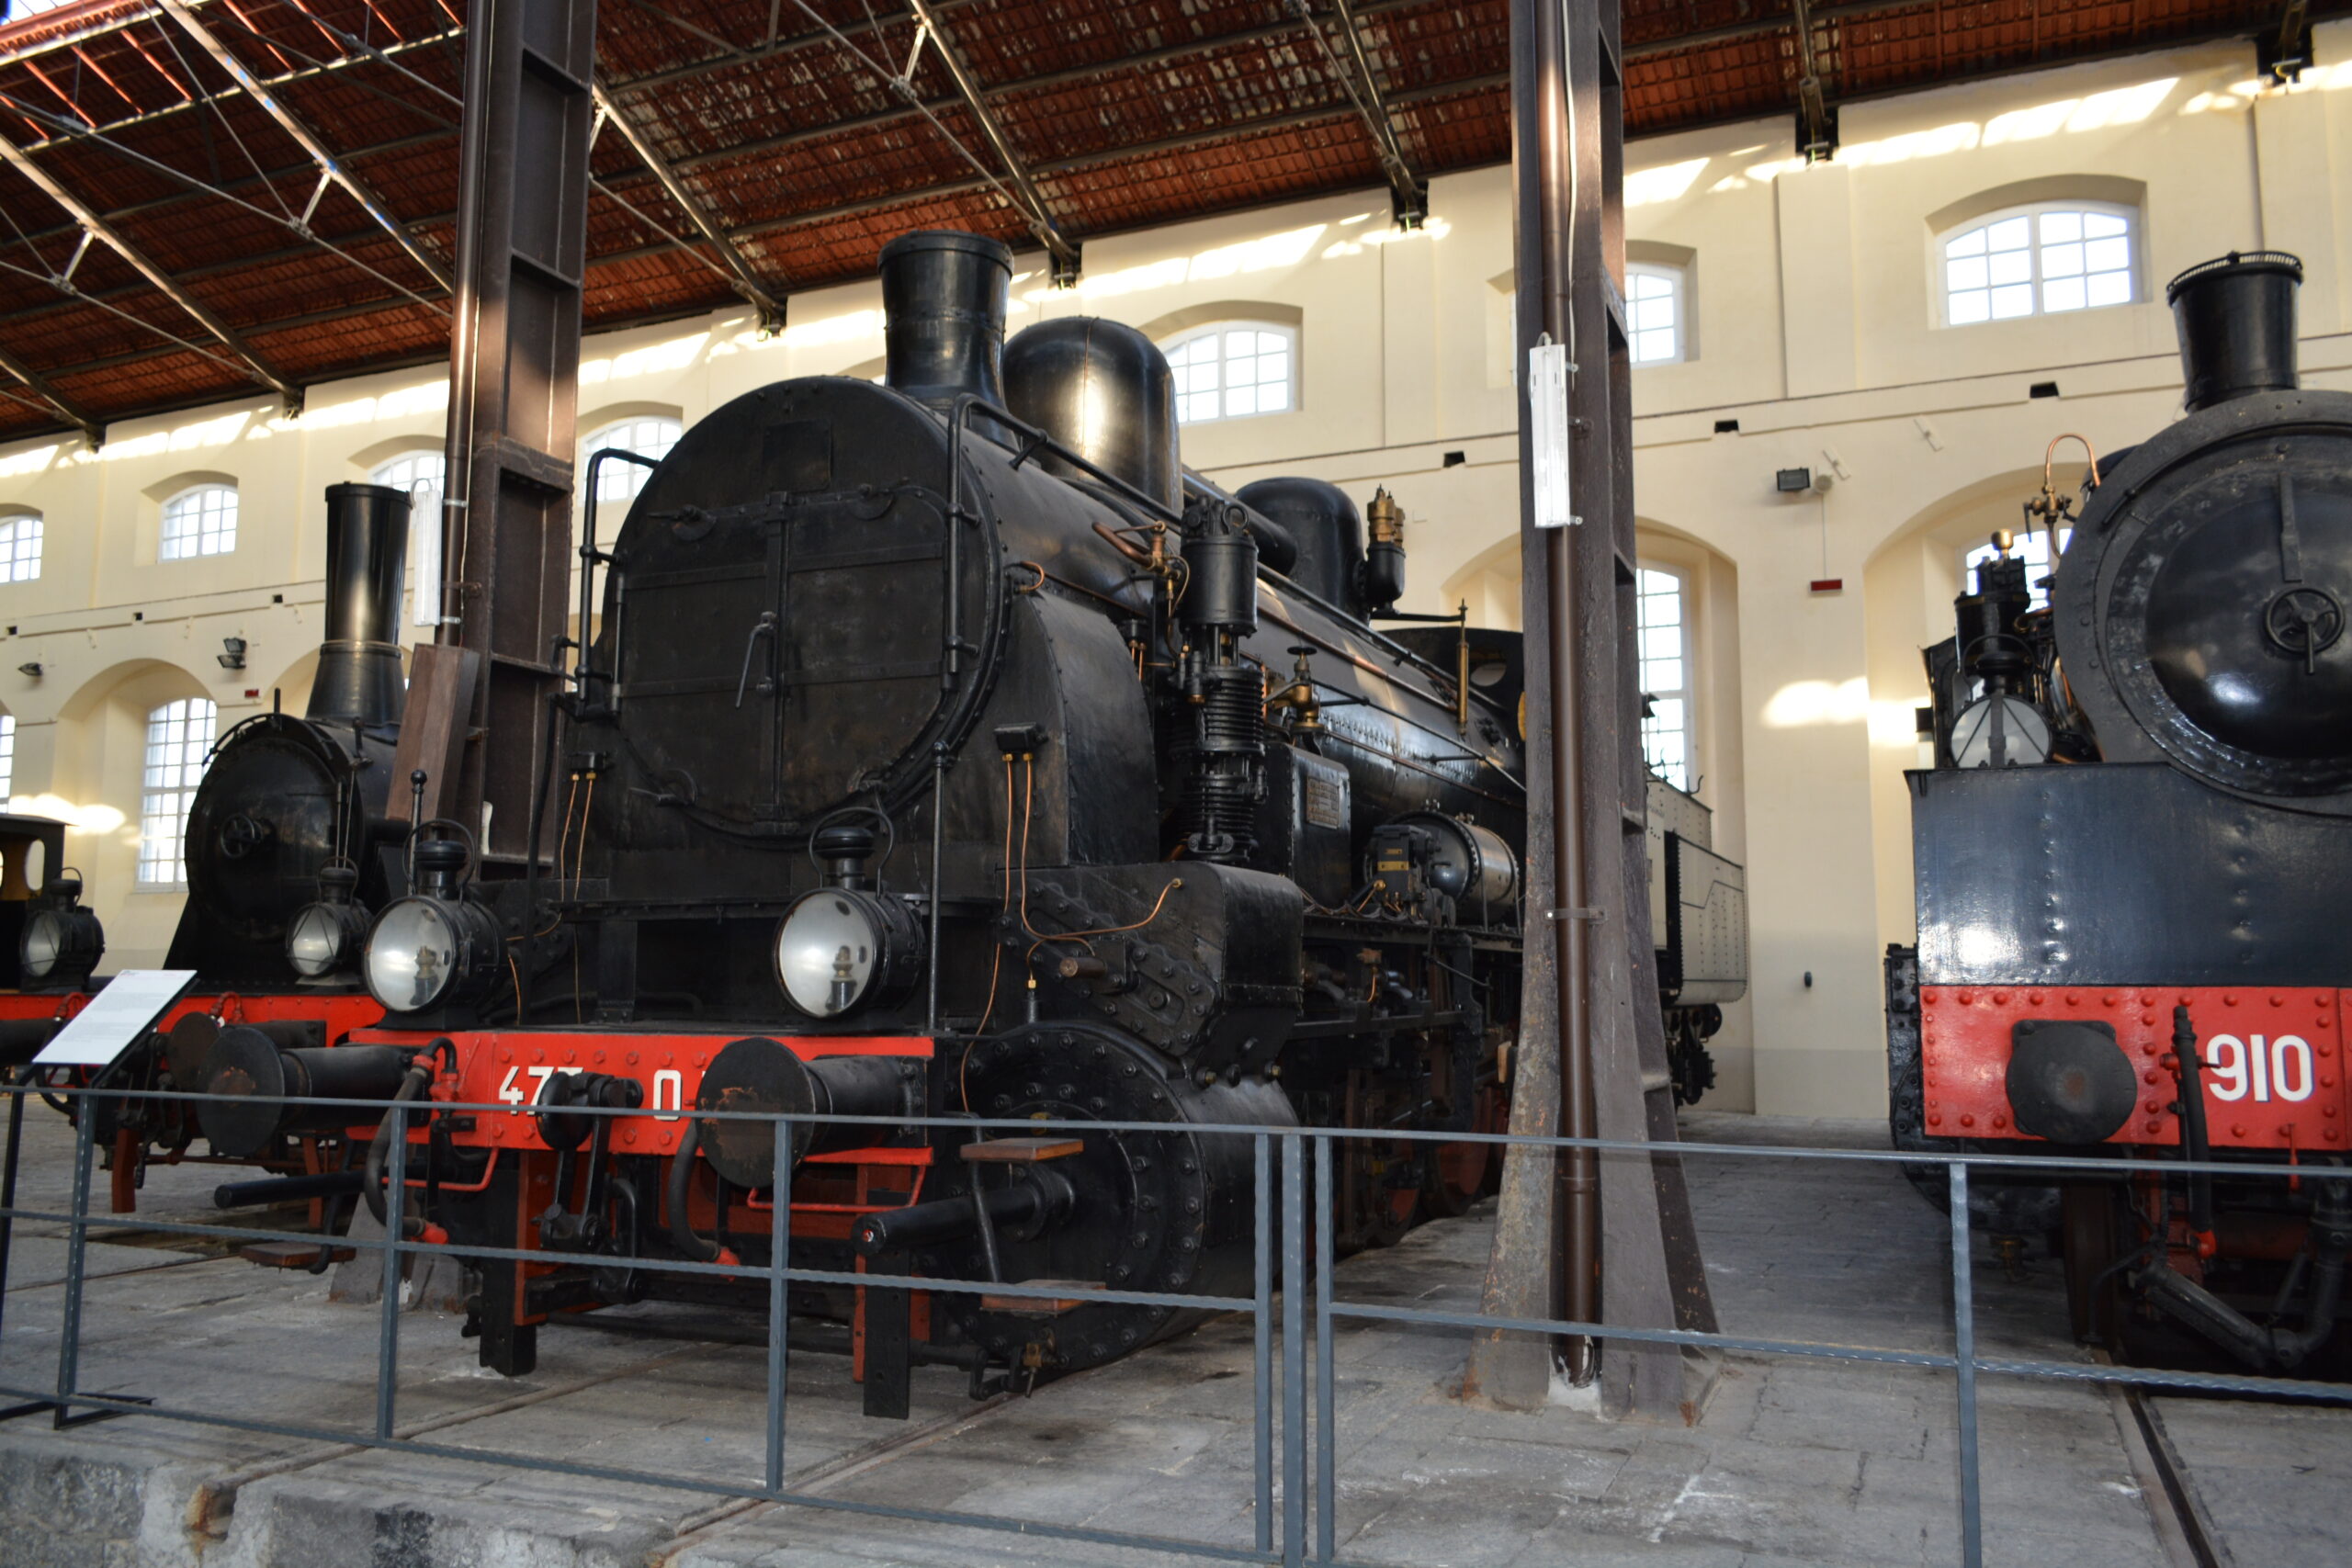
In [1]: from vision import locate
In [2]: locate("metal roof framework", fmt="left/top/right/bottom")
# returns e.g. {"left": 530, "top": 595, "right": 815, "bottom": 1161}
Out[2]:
{"left": 0, "top": 0, "right": 2332, "bottom": 443}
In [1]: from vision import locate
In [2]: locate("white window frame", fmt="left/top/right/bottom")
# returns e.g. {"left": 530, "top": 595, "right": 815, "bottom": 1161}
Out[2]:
{"left": 1625, "top": 263, "right": 1688, "bottom": 366}
{"left": 0, "top": 513, "right": 40, "bottom": 583}
{"left": 1159, "top": 321, "right": 1299, "bottom": 426}
{"left": 160, "top": 483, "right": 238, "bottom": 561}
{"left": 1635, "top": 566, "right": 1694, "bottom": 793}
{"left": 139, "top": 697, "right": 216, "bottom": 888}
{"left": 370, "top": 450, "right": 447, "bottom": 627}
{"left": 1935, "top": 200, "right": 2138, "bottom": 328}
{"left": 582, "top": 415, "right": 683, "bottom": 508}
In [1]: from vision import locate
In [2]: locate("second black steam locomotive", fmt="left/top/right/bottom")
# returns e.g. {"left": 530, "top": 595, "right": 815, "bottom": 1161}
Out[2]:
{"left": 1891, "top": 252, "right": 2352, "bottom": 1374}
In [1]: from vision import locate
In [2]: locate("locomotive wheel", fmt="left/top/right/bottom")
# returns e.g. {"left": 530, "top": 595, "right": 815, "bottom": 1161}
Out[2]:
{"left": 1424, "top": 1086, "right": 1505, "bottom": 1219}
{"left": 2060, "top": 1180, "right": 2126, "bottom": 1347}
{"left": 939, "top": 1022, "right": 1291, "bottom": 1375}
{"left": 1351, "top": 1142, "right": 1419, "bottom": 1248}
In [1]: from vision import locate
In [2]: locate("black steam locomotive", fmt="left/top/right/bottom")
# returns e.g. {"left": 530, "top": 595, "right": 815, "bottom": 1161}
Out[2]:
{"left": 1890, "top": 252, "right": 2352, "bottom": 1372}
{"left": 33, "top": 229, "right": 1739, "bottom": 1404}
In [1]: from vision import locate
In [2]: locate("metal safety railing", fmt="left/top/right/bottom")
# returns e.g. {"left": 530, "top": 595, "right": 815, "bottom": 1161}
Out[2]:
{"left": 1, "top": 1078, "right": 2348, "bottom": 1568}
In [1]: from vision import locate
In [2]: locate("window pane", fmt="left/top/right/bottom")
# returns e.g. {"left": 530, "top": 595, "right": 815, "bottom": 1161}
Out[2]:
{"left": 584, "top": 417, "right": 682, "bottom": 502}
{"left": 139, "top": 698, "right": 217, "bottom": 886}
{"left": 0, "top": 516, "right": 39, "bottom": 583}
{"left": 2040, "top": 210, "right": 2082, "bottom": 243}
{"left": 2084, "top": 236, "right": 2130, "bottom": 276}
{"left": 1991, "top": 284, "right": 2035, "bottom": 319}
{"left": 1947, "top": 256, "right": 1988, "bottom": 293}
{"left": 2086, "top": 271, "right": 2132, "bottom": 308}
{"left": 1988, "top": 249, "right": 2032, "bottom": 287}
{"left": 161, "top": 486, "right": 238, "bottom": 560}
{"left": 1948, "top": 290, "right": 1990, "bottom": 325}
{"left": 1162, "top": 322, "right": 1295, "bottom": 425}
{"left": 2041, "top": 242, "right": 2085, "bottom": 278}
{"left": 2084, "top": 211, "right": 2128, "bottom": 239}
{"left": 2043, "top": 276, "right": 2086, "bottom": 313}
{"left": 1985, "top": 216, "right": 2030, "bottom": 252}
{"left": 1948, "top": 228, "right": 1987, "bottom": 257}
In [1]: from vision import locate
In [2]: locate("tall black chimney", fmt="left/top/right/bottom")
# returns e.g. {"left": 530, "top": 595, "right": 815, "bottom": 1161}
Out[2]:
{"left": 880, "top": 231, "right": 1012, "bottom": 423}
{"left": 306, "top": 482, "right": 409, "bottom": 727}
{"left": 2166, "top": 251, "right": 2302, "bottom": 412}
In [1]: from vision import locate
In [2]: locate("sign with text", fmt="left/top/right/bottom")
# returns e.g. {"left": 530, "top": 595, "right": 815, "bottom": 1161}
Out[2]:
{"left": 32, "top": 971, "right": 198, "bottom": 1070}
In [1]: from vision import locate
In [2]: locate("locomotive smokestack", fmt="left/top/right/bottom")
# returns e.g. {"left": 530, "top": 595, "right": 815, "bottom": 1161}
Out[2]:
{"left": 2166, "top": 251, "right": 2302, "bottom": 412}
{"left": 305, "top": 481, "right": 409, "bottom": 727}
{"left": 879, "top": 231, "right": 1012, "bottom": 417}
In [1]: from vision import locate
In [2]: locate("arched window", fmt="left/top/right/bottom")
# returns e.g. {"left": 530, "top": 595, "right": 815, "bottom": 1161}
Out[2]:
{"left": 1636, "top": 567, "right": 1691, "bottom": 792}
{"left": 161, "top": 483, "right": 238, "bottom": 560}
{"left": 1939, "top": 203, "right": 2136, "bottom": 325}
{"left": 138, "top": 697, "right": 215, "bottom": 886}
{"left": 0, "top": 712, "right": 15, "bottom": 808}
{"left": 0, "top": 513, "right": 40, "bottom": 583}
{"left": 582, "top": 415, "right": 683, "bottom": 505}
{"left": 1626, "top": 263, "right": 1687, "bottom": 365}
{"left": 371, "top": 450, "right": 446, "bottom": 627}
{"left": 1159, "top": 322, "right": 1296, "bottom": 425}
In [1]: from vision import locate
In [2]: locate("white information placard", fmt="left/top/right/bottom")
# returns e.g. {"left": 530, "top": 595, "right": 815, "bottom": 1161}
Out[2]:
{"left": 32, "top": 970, "right": 198, "bottom": 1069}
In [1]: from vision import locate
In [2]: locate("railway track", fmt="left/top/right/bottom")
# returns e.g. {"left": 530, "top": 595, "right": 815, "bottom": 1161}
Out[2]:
{"left": 2099, "top": 1353, "right": 2233, "bottom": 1568}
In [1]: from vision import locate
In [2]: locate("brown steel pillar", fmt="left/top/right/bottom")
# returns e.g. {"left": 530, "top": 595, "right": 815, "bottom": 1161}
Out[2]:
{"left": 1468, "top": 0, "right": 1713, "bottom": 1417}
{"left": 1465, "top": 0, "right": 1580, "bottom": 1412}
{"left": 437, "top": 0, "right": 598, "bottom": 853}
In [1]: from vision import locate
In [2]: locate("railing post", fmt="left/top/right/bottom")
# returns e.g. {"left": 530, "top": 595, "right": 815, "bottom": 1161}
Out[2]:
{"left": 376, "top": 1098, "right": 408, "bottom": 1440}
{"left": 1949, "top": 1160, "right": 1982, "bottom": 1568}
{"left": 1254, "top": 1131, "right": 1274, "bottom": 1554}
{"left": 1282, "top": 1129, "right": 1306, "bottom": 1568}
{"left": 51, "top": 1087, "right": 98, "bottom": 1425}
{"left": 1314, "top": 1134, "right": 1335, "bottom": 1563}
{"left": 765, "top": 1114, "right": 791, "bottom": 1493}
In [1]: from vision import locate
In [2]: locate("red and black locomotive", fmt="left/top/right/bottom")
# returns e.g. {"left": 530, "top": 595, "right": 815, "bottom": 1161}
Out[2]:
{"left": 17, "top": 231, "right": 1542, "bottom": 1410}
{"left": 1890, "top": 252, "right": 2352, "bottom": 1372}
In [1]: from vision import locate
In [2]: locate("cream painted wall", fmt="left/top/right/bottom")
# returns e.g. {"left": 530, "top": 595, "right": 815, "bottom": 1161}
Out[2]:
{"left": 0, "top": 28, "right": 2344, "bottom": 1116}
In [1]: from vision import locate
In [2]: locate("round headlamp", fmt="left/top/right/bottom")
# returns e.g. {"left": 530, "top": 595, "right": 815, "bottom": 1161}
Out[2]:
{"left": 288, "top": 900, "right": 371, "bottom": 979}
{"left": 363, "top": 895, "right": 500, "bottom": 1014}
{"left": 774, "top": 888, "right": 922, "bottom": 1019}
{"left": 19, "top": 874, "right": 103, "bottom": 988}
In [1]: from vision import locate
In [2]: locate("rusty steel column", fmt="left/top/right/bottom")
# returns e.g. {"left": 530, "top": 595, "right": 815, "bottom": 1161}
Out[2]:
{"left": 1465, "top": 0, "right": 1580, "bottom": 1412}
{"left": 438, "top": 0, "right": 598, "bottom": 854}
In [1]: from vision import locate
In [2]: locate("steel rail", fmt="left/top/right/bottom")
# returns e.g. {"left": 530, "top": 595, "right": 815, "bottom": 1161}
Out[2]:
{"left": 152, "top": 0, "right": 451, "bottom": 290}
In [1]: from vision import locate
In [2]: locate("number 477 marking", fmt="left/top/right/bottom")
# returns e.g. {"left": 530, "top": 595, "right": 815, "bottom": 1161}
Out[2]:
{"left": 493, "top": 1065, "right": 685, "bottom": 1120}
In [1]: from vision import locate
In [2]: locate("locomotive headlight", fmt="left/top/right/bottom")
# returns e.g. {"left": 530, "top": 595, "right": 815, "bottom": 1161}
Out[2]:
{"left": 363, "top": 896, "right": 502, "bottom": 1014}
{"left": 287, "top": 863, "right": 368, "bottom": 980}
{"left": 774, "top": 888, "right": 922, "bottom": 1019}
{"left": 288, "top": 901, "right": 369, "bottom": 978}
{"left": 18, "top": 876, "right": 103, "bottom": 989}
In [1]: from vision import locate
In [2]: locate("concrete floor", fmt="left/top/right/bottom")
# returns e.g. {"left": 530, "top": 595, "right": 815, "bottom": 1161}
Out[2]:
{"left": 0, "top": 1108, "right": 2343, "bottom": 1567}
